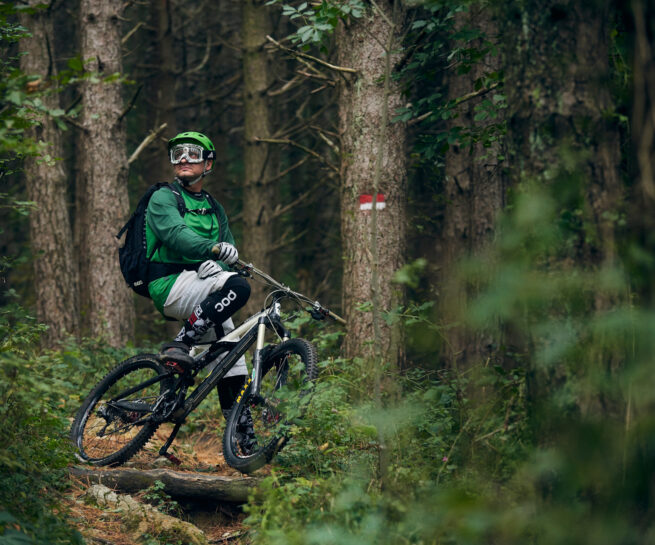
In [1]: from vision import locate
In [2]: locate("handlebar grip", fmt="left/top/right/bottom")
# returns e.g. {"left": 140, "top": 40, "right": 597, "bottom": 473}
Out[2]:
{"left": 328, "top": 310, "right": 346, "bottom": 325}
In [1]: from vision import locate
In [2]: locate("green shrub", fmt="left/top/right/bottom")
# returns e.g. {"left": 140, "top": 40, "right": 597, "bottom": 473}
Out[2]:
{"left": 0, "top": 302, "right": 136, "bottom": 544}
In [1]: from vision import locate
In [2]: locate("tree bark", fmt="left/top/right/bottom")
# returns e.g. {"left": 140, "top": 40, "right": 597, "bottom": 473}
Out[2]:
{"left": 241, "top": 0, "right": 275, "bottom": 313}
{"left": 19, "top": 1, "right": 80, "bottom": 347}
{"left": 142, "top": 0, "right": 178, "bottom": 186}
{"left": 78, "top": 0, "right": 134, "bottom": 345}
{"left": 337, "top": 2, "right": 407, "bottom": 364}
{"left": 505, "top": 0, "right": 622, "bottom": 269}
{"left": 631, "top": 0, "right": 655, "bottom": 305}
{"left": 439, "top": 6, "right": 506, "bottom": 368}
{"left": 502, "top": 0, "right": 623, "bottom": 427}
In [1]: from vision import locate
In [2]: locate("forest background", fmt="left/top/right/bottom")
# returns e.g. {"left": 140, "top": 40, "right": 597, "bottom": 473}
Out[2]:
{"left": 2, "top": 0, "right": 655, "bottom": 543}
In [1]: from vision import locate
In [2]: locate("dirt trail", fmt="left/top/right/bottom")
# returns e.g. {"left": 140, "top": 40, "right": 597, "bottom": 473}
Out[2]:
{"left": 67, "top": 426, "right": 265, "bottom": 544}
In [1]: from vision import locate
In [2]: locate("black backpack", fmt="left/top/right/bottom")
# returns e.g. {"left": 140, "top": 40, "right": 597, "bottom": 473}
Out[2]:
{"left": 116, "top": 182, "right": 221, "bottom": 298}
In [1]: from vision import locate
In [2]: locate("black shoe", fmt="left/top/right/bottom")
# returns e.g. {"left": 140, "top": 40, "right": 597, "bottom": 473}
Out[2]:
{"left": 159, "top": 341, "right": 194, "bottom": 373}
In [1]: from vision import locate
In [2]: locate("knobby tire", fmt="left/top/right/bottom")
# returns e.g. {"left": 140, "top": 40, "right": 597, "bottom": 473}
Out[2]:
{"left": 70, "top": 354, "right": 173, "bottom": 467}
{"left": 222, "top": 338, "right": 318, "bottom": 474}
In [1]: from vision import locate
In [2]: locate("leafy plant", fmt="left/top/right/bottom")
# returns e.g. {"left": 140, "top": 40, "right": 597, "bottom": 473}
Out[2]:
{"left": 266, "top": 0, "right": 365, "bottom": 47}
{"left": 141, "top": 480, "right": 182, "bottom": 518}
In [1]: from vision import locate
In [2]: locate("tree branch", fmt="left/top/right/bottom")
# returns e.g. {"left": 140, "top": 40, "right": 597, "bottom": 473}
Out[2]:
{"left": 117, "top": 83, "right": 142, "bottom": 122}
{"left": 256, "top": 137, "right": 339, "bottom": 172}
{"left": 267, "top": 227, "right": 308, "bottom": 254}
{"left": 266, "top": 35, "right": 357, "bottom": 74}
{"left": 185, "top": 33, "right": 211, "bottom": 75}
{"left": 268, "top": 74, "right": 303, "bottom": 97}
{"left": 121, "top": 21, "right": 143, "bottom": 45}
{"left": 407, "top": 83, "right": 500, "bottom": 126}
{"left": 267, "top": 155, "right": 309, "bottom": 184}
{"left": 128, "top": 122, "right": 167, "bottom": 164}
{"left": 272, "top": 186, "right": 318, "bottom": 219}
{"left": 63, "top": 116, "right": 89, "bottom": 133}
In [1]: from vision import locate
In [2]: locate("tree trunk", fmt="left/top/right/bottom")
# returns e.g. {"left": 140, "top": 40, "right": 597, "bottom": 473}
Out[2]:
{"left": 631, "top": 0, "right": 655, "bottom": 305}
{"left": 337, "top": 2, "right": 407, "bottom": 365}
{"left": 241, "top": 0, "right": 275, "bottom": 314}
{"left": 505, "top": 0, "right": 622, "bottom": 269}
{"left": 439, "top": 6, "right": 506, "bottom": 368}
{"left": 142, "top": 0, "right": 178, "bottom": 186}
{"left": 78, "top": 0, "right": 134, "bottom": 345}
{"left": 19, "top": 1, "right": 80, "bottom": 347}
{"left": 502, "top": 0, "right": 623, "bottom": 428}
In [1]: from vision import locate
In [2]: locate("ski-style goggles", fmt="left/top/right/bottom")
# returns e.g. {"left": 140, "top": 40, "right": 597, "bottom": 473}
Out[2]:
{"left": 169, "top": 144, "right": 214, "bottom": 164}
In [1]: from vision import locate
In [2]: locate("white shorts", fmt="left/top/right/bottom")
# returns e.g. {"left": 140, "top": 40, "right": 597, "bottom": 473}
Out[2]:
{"left": 163, "top": 269, "right": 247, "bottom": 377}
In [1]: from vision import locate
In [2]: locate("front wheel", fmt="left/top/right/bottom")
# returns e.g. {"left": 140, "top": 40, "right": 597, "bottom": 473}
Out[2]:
{"left": 70, "top": 354, "right": 174, "bottom": 466}
{"left": 222, "top": 338, "right": 318, "bottom": 474}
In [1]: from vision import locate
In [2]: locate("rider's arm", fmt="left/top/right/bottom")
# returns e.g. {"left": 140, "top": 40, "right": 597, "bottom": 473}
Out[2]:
{"left": 146, "top": 188, "right": 216, "bottom": 260}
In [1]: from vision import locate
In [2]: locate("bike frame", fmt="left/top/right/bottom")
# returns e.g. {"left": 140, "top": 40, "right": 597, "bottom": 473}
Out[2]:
{"left": 116, "top": 295, "right": 291, "bottom": 462}
{"left": 105, "top": 260, "right": 343, "bottom": 464}
{"left": 176, "top": 298, "right": 290, "bottom": 421}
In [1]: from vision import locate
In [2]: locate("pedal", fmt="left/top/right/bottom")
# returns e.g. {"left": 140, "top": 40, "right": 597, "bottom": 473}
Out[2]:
{"left": 161, "top": 452, "right": 182, "bottom": 466}
{"left": 164, "top": 360, "right": 187, "bottom": 374}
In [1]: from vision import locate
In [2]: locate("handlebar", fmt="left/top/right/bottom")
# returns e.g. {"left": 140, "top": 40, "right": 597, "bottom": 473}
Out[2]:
{"left": 234, "top": 259, "right": 346, "bottom": 325}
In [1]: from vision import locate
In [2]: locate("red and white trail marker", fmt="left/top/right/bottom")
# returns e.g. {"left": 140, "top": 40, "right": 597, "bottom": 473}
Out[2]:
{"left": 359, "top": 193, "right": 386, "bottom": 211}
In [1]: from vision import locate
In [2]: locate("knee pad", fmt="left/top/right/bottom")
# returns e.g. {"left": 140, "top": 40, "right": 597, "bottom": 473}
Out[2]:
{"left": 199, "top": 276, "right": 250, "bottom": 324}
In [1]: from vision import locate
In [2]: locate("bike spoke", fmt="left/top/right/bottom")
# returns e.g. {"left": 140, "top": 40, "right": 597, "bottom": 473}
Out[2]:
{"left": 76, "top": 360, "right": 168, "bottom": 463}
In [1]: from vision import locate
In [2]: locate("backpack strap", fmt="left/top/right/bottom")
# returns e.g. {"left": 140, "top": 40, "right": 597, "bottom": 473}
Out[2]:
{"left": 166, "top": 184, "right": 188, "bottom": 216}
{"left": 116, "top": 214, "right": 133, "bottom": 240}
{"left": 166, "top": 185, "right": 219, "bottom": 217}
{"left": 202, "top": 190, "right": 222, "bottom": 216}
{"left": 116, "top": 181, "right": 172, "bottom": 240}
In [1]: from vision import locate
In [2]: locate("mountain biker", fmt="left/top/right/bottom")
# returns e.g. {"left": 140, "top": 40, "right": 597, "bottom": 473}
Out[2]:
{"left": 146, "top": 131, "right": 252, "bottom": 430}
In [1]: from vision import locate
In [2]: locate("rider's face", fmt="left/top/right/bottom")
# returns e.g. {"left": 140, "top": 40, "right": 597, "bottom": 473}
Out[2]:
{"left": 173, "top": 158, "right": 211, "bottom": 183}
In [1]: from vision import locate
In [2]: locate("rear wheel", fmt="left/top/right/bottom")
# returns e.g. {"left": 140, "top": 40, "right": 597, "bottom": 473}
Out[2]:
{"left": 70, "top": 354, "right": 174, "bottom": 466}
{"left": 222, "top": 338, "right": 318, "bottom": 474}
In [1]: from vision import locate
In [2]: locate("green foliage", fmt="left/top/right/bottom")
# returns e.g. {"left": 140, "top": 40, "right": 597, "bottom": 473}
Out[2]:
{"left": 242, "top": 132, "right": 654, "bottom": 543}
{"left": 141, "top": 480, "right": 182, "bottom": 518}
{"left": 0, "top": 300, "right": 134, "bottom": 544}
{"left": 266, "top": 0, "right": 365, "bottom": 47}
{"left": 244, "top": 352, "right": 530, "bottom": 545}
{"left": 397, "top": 0, "right": 507, "bottom": 165}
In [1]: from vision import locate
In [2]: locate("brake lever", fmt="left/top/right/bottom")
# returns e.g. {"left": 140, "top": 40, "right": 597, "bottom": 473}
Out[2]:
{"left": 310, "top": 303, "right": 346, "bottom": 325}
{"left": 310, "top": 307, "right": 327, "bottom": 321}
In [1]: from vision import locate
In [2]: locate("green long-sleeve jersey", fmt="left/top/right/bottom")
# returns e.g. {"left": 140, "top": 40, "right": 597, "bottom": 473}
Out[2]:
{"left": 145, "top": 181, "right": 235, "bottom": 314}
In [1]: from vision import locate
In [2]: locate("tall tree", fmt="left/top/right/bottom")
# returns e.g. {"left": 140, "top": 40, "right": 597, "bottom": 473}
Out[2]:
{"left": 19, "top": 1, "right": 79, "bottom": 347}
{"left": 241, "top": 0, "right": 276, "bottom": 312}
{"left": 337, "top": 1, "right": 407, "bottom": 364}
{"left": 78, "top": 0, "right": 134, "bottom": 345}
{"left": 501, "top": 0, "right": 623, "bottom": 428}
{"left": 505, "top": 0, "right": 622, "bottom": 273}
{"left": 141, "top": 0, "right": 178, "bottom": 186}
{"left": 439, "top": 4, "right": 506, "bottom": 368}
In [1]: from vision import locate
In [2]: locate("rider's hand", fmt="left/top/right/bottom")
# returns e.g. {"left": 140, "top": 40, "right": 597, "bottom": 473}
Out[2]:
{"left": 197, "top": 260, "right": 222, "bottom": 279}
{"left": 211, "top": 242, "right": 238, "bottom": 265}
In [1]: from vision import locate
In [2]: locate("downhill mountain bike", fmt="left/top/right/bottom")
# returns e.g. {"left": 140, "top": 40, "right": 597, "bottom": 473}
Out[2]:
{"left": 70, "top": 260, "right": 345, "bottom": 474}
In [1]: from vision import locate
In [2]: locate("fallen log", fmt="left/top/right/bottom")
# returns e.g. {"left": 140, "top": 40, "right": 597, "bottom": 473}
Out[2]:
{"left": 70, "top": 466, "right": 258, "bottom": 504}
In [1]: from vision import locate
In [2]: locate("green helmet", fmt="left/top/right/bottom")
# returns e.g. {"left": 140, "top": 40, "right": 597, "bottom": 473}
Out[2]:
{"left": 168, "top": 131, "right": 216, "bottom": 162}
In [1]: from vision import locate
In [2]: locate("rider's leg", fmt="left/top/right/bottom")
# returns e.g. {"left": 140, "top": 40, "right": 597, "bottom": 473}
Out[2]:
{"left": 173, "top": 275, "right": 250, "bottom": 346}
{"left": 160, "top": 274, "right": 250, "bottom": 368}
{"left": 159, "top": 270, "right": 253, "bottom": 450}
{"left": 217, "top": 375, "right": 246, "bottom": 412}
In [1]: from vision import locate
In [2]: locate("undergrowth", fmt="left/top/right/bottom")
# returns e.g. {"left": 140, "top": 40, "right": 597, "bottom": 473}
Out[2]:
{"left": 0, "top": 301, "right": 135, "bottom": 544}
{"left": 238, "top": 184, "right": 655, "bottom": 545}
{"left": 240, "top": 310, "right": 532, "bottom": 545}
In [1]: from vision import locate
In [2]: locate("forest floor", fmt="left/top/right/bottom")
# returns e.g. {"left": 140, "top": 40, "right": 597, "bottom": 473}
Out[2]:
{"left": 64, "top": 422, "right": 265, "bottom": 544}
